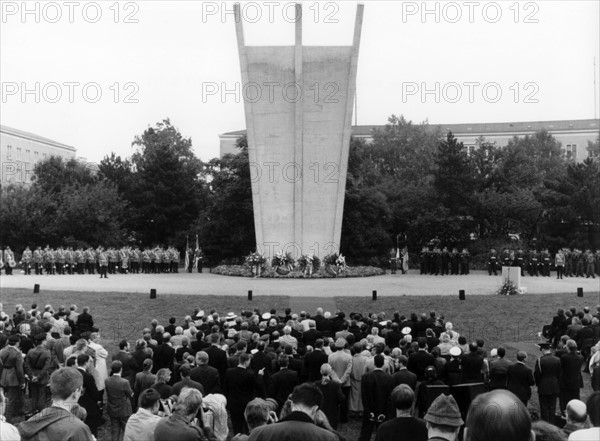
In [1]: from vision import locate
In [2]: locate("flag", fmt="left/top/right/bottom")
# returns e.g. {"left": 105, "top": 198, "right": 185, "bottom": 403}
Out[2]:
{"left": 194, "top": 234, "right": 200, "bottom": 269}
{"left": 185, "top": 236, "right": 189, "bottom": 270}
{"left": 396, "top": 247, "right": 400, "bottom": 259}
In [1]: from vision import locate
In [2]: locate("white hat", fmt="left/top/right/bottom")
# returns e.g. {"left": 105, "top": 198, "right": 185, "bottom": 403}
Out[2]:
{"left": 196, "top": 310, "right": 205, "bottom": 318}
{"left": 490, "top": 348, "right": 498, "bottom": 357}
{"left": 449, "top": 346, "right": 462, "bottom": 357}
{"left": 262, "top": 312, "right": 271, "bottom": 320}
{"left": 402, "top": 327, "right": 412, "bottom": 335}
{"left": 226, "top": 312, "right": 237, "bottom": 320}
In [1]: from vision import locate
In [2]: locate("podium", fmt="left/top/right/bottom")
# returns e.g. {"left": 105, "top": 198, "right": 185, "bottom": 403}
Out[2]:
{"left": 502, "top": 266, "right": 521, "bottom": 288}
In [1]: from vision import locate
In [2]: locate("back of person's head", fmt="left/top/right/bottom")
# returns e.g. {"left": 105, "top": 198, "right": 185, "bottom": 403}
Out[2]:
{"left": 374, "top": 354, "right": 384, "bottom": 368}
{"left": 179, "top": 364, "right": 192, "bottom": 378}
{"left": 476, "top": 338, "right": 485, "bottom": 348}
{"left": 566, "top": 339, "right": 578, "bottom": 352}
{"left": 497, "top": 347, "right": 506, "bottom": 358}
{"left": 458, "top": 336, "right": 467, "bottom": 346}
{"left": 239, "top": 352, "right": 251, "bottom": 366}
{"left": 531, "top": 420, "right": 567, "bottom": 441}
{"left": 517, "top": 351, "right": 527, "bottom": 362}
{"left": 76, "top": 353, "right": 90, "bottom": 368}
{"left": 110, "top": 360, "right": 123, "bottom": 375}
{"left": 139, "top": 387, "right": 161, "bottom": 411}
{"left": 197, "top": 351, "right": 209, "bottom": 364}
{"left": 50, "top": 367, "right": 83, "bottom": 400}
{"left": 278, "top": 355, "right": 289, "bottom": 368}
{"left": 587, "top": 391, "right": 600, "bottom": 426}
{"left": 418, "top": 338, "right": 427, "bottom": 349}
{"left": 465, "top": 390, "right": 533, "bottom": 441}
{"left": 566, "top": 399, "right": 587, "bottom": 424}
{"left": 398, "top": 355, "right": 408, "bottom": 367}
{"left": 119, "top": 340, "right": 128, "bottom": 350}
{"left": 469, "top": 342, "right": 478, "bottom": 353}
{"left": 174, "top": 387, "right": 203, "bottom": 416}
{"left": 156, "top": 368, "right": 171, "bottom": 383}
{"left": 391, "top": 384, "right": 414, "bottom": 411}
{"left": 290, "top": 383, "right": 323, "bottom": 409}
{"left": 244, "top": 398, "right": 271, "bottom": 430}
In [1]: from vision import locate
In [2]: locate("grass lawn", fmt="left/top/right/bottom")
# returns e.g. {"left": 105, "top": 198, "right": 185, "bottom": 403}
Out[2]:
{"left": 2, "top": 288, "right": 597, "bottom": 440}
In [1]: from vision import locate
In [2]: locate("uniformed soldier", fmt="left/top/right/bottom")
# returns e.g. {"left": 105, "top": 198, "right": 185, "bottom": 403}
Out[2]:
{"left": 514, "top": 248, "right": 525, "bottom": 276}
{"left": 66, "top": 247, "right": 75, "bottom": 274}
{"left": 488, "top": 248, "right": 499, "bottom": 276}
{"left": 441, "top": 247, "right": 450, "bottom": 275}
{"left": 162, "top": 247, "right": 171, "bottom": 273}
{"left": 56, "top": 247, "right": 66, "bottom": 275}
{"left": 187, "top": 247, "right": 195, "bottom": 273}
{"left": 529, "top": 250, "right": 540, "bottom": 276}
{"left": 574, "top": 249, "right": 584, "bottom": 277}
{"left": 460, "top": 248, "right": 470, "bottom": 275}
{"left": 450, "top": 247, "right": 460, "bottom": 275}
{"left": 98, "top": 247, "right": 109, "bottom": 278}
{"left": 171, "top": 247, "right": 180, "bottom": 273}
{"left": 142, "top": 248, "right": 151, "bottom": 274}
{"left": 47, "top": 247, "right": 56, "bottom": 275}
{"left": 21, "top": 246, "right": 32, "bottom": 275}
{"left": 119, "top": 247, "right": 129, "bottom": 274}
{"left": 75, "top": 247, "right": 85, "bottom": 275}
{"left": 108, "top": 247, "right": 118, "bottom": 274}
{"left": 432, "top": 246, "right": 442, "bottom": 275}
{"left": 85, "top": 247, "right": 96, "bottom": 275}
{"left": 501, "top": 248, "right": 512, "bottom": 267}
{"left": 564, "top": 248, "right": 573, "bottom": 277}
{"left": 33, "top": 246, "right": 43, "bottom": 275}
{"left": 585, "top": 249, "right": 596, "bottom": 278}
{"left": 131, "top": 247, "right": 141, "bottom": 274}
{"left": 419, "top": 246, "right": 428, "bottom": 275}
{"left": 389, "top": 248, "right": 397, "bottom": 274}
{"left": 541, "top": 248, "right": 551, "bottom": 277}
{"left": 194, "top": 247, "right": 204, "bottom": 273}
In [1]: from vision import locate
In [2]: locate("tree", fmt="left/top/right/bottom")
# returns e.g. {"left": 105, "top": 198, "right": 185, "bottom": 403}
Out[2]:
{"left": 31, "top": 156, "right": 97, "bottom": 194}
{"left": 128, "top": 119, "right": 207, "bottom": 246}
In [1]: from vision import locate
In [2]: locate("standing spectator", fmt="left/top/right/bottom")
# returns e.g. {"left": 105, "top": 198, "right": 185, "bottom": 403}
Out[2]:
{"left": 224, "top": 353, "right": 263, "bottom": 435}
{"left": 76, "top": 354, "right": 104, "bottom": 437}
{"left": 247, "top": 383, "right": 337, "bottom": 441}
{"left": 0, "top": 387, "right": 19, "bottom": 440}
{"left": 423, "top": 394, "right": 463, "bottom": 441}
{"left": 314, "top": 363, "right": 344, "bottom": 430}
{"left": 0, "top": 335, "right": 24, "bottom": 423}
{"left": 507, "top": 351, "right": 535, "bottom": 406}
{"left": 269, "top": 356, "right": 299, "bottom": 411}
{"left": 359, "top": 354, "right": 394, "bottom": 441}
{"left": 206, "top": 333, "right": 228, "bottom": 382}
{"left": 563, "top": 399, "right": 590, "bottom": 437}
{"left": 76, "top": 307, "right": 94, "bottom": 334}
{"left": 172, "top": 364, "right": 205, "bottom": 397}
{"left": 349, "top": 342, "right": 369, "bottom": 416}
{"left": 123, "top": 388, "right": 162, "bottom": 441}
{"left": 535, "top": 343, "right": 562, "bottom": 424}
{"left": 151, "top": 368, "right": 173, "bottom": 399}
{"left": 556, "top": 250, "right": 566, "bottom": 279}
{"left": 153, "top": 333, "right": 176, "bottom": 374}
{"left": 113, "top": 340, "right": 139, "bottom": 388}
{"left": 375, "top": 384, "right": 427, "bottom": 441}
{"left": 133, "top": 359, "right": 156, "bottom": 407}
{"left": 18, "top": 367, "right": 94, "bottom": 440}
{"left": 488, "top": 347, "right": 511, "bottom": 390}
{"left": 191, "top": 351, "right": 221, "bottom": 395}
{"left": 328, "top": 338, "right": 352, "bottom": 424}
{"left": 461, "top": 342, "right": 485, "bottom": 383}
{"left": 464, "top": 390, "right": 533, "bottom": 441}
{"left": 232, "top": 398, "right": 278, "bottom": 441}
{"left": 88, "top": 332, "right": 109, "bottom": 401}
{"left": 105, "top": 360, "right": 134, "bottom": 441}
{"left": 407, "top": 338, "right": 435, "bottom": 381}
{"left": 24, "top": 334, "right": 52, "bottom": 414}
{"left": 154, "top": 388, "right": 217, "bottom": 441}
{"left": 560, "top": 339, "right": 584, "bottom": 414}
{"left": 392, "top": 355, "right": 417, "bottom": 391}
{"left": 305, "top": 339, "right": 329, "bottom": 383}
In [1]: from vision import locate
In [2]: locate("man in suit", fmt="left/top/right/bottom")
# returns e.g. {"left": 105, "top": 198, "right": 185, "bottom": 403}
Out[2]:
{"left": 105, "top": 360, "right": 133, "bottom": 441}
{"left": 133, "top": 359, "right": 156, "bottom": 410}
{"left": 407, "top": 338, "right": 434, "bottom": 381}
{"left": 152, "top": 333, "right": 175, "bottom": 374}
{"left": 190, "top": 351, "right": 221, "bottom": 395}
{"left": 329, "top": 338, "right": 353, "bottom": 424}
{"left": 359, "top": 354, "right": 395, "bottom": 441}
{"left": 305, "top": 339, "right": 329, "bottom": 382}
{"left": 392, "top": 355, "right": 417, "bottom": 391}
{"left": 303, "top": 321, "right": 322, "bottom": 348}
{"left": 535, "top": 342, "right": 561, "bottom": 424}
{"left": 206, "top": 332, "right": 228, "bottom": 382}
{"left": 112, "top": 340, "right": 139, "bottom": 388}
{"left": 488, "top": 346, "right": 512, "bottom": 390}
{"left": 461, "top": 342, "right": 485, "bottom": 384}
{"left": 507, "top": 351, "right": 535, "bottom": 406}
{"left": 224, "top": 353, "right": 263, "bottom": 436}
{"left": 375, "top": 384, "right": 427, "bottom": 441}
{"left": 24, "top": 334, "right": 52, "bottom": 414}
{"left": 269, "top": 355, "right": 299, "bottom": 410}
{"left": 559, "top": 339, "right": 584, "bottom": 413}
{"left": 171, "top": 363, "right": 204, "bottom": 397}
{"left": 77, "top": 354, "right": 104, "bottom": 436}
{"left": 0, "top": 335, "right": 25, "bottom": 423}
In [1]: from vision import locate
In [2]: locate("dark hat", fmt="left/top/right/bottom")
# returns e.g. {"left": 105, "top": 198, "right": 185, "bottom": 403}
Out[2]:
{"left": 424, "top": 394, "right": 464, "bottom": 427}
{"left": 537, "top": 342, "right": 552, "bottom": 350}
{"left": 8, "top": 334, "right": 20, "bottom": 344}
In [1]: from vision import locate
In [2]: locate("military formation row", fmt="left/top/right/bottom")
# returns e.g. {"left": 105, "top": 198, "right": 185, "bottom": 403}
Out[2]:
{"left": 0, "top": 246, "right": 204, "bottom": 276}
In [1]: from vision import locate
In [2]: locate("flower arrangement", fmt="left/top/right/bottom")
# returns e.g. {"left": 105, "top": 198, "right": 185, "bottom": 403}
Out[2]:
{"left": 323, "top": 252, "right": 347, "bottom": 276}
{"left": 297, "top": 254, "right": 321, "bottom": 277}
{"left": 271, "top": 250, "right": 295, "bottom": 272}
{"left": 245, "top": 251, "right": 266, "bottom": 277}
{"left": 496, "top": 280, "right": 520, "bottom": 295}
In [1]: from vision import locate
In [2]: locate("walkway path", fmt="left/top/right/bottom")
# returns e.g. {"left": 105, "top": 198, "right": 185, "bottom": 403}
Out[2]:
{"left": 2, "top": 270, "right": 598, "bottom": 298}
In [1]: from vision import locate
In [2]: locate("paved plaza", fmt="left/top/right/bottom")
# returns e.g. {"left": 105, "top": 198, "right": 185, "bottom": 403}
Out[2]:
{"left": 1, "top": 270, "right": 598, "bottom": 299}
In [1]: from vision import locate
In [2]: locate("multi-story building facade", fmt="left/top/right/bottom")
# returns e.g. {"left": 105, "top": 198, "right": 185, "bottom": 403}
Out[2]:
{"left": 220, "top": 118, "right": 599, "bottom": 162}
{"left": 0, "top": 125, "right": 78, "bottom": 185}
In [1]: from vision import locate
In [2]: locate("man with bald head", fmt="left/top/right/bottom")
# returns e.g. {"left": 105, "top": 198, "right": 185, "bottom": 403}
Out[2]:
{"left": 465, "top": 389, "right": 534, "bottom": 441}
{"left": 190, "top": 350, "right": 221, "bottom": 395}
{"left": 563, "top": 399, "right": 590, "bottom": 436}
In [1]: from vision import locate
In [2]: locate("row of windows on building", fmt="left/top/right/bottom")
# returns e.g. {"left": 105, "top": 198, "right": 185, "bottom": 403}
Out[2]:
{"left": 463, "top": 143, "right": 584, "bottom": 160}
{"left": 5, "top": 145, "right": 47, "bottom": 162}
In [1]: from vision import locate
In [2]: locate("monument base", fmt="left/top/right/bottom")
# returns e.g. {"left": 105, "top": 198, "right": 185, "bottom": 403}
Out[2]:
{"left": 502, "top": 266, "right": 522, "bottom": 288}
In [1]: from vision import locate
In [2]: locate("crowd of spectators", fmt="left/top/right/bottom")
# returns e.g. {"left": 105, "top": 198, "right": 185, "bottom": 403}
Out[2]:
{"left": 0, "top": 301, "right": 599, "bottom": 441}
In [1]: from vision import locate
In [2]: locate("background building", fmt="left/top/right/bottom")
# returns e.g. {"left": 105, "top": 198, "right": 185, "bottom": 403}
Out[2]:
{"left": 220, "top": 118, "right": 600, "bottom": 162}
{"left": 0, "top": 125, "right": 78, "bottom": 185}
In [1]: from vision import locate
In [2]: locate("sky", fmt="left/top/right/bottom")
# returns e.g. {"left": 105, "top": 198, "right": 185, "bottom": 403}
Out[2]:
{"left": 1, "top": 0, "right": 599, "bottom": 163}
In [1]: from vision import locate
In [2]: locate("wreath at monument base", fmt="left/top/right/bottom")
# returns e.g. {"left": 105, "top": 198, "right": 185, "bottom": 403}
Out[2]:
{"left": 212, "top": 264, "right": 384, "bottom": 278}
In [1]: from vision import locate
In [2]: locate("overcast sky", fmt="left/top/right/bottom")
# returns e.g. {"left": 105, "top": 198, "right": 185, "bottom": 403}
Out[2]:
{"left": 1, "top": 1, "right": 599, "bottom": 163}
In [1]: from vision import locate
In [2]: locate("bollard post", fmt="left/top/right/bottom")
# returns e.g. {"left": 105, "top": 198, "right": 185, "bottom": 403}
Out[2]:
{"left": 459, "top": 290, "right": 465, "bottom": 300}
{"left": 150, "top": 289, "right": 157, "bottom": 299}
{"left": 577, "top": 287, "right": 583, "bottom": 297}
{"left": 33, "top": 284, "right": 40, "bottom": 294}
{"left": 248, "top": 290, "right": 253, "bottom": 301}
{"left": 372, "top": 290, "right": 377, "bottom": 301}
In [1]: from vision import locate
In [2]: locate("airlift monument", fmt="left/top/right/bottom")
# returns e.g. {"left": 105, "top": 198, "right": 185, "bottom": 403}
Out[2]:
{"left": 235, "top": 3, "right": 363, "bottom": 259}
